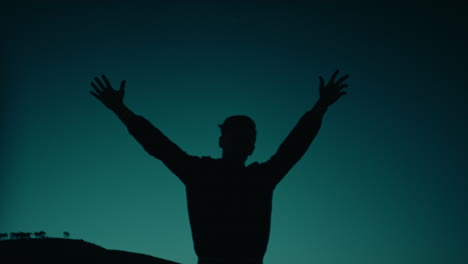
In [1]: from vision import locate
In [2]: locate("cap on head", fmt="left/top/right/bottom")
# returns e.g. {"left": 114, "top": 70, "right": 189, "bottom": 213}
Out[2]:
{"left": 219, "top": 115, "right": 256, "bottom": 141}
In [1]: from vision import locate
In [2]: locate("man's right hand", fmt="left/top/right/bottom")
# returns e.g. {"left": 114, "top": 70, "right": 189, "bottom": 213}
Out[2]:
{"left": 90, "top": 74, "right": 126, "bottom": 111}
{"left": 318, "top": 70, "right": 349, "bottom": 107}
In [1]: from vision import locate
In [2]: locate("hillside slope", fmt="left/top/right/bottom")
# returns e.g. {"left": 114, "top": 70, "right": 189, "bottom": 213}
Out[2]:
{"left": 0, "top": 238, "right": 180, "bottom": 264}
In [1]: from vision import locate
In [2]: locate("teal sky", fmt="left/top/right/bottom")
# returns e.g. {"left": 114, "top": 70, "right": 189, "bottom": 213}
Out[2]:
{"left": 2, "top": 1, "right": 467, "bottom": 263}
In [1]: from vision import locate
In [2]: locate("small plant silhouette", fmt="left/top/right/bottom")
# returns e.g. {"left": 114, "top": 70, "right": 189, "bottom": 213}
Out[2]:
{"left": 34, "top": 231, "right": 46, "bottom": 239}
{"left": 9, "top": 232, "right": 31, "bottom": 239}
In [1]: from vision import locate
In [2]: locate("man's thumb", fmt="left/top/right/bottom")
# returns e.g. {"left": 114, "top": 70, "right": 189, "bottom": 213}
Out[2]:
{"left": 119, "top": 80, "right": 126, "bottom": 92}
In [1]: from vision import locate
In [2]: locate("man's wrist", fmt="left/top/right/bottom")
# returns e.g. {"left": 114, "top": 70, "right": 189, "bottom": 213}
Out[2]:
{"left": 113, "top": 104, "right": 133, "bottom": 123}
{"left": 313, "top": 99, "right": 329, "bottom": 114}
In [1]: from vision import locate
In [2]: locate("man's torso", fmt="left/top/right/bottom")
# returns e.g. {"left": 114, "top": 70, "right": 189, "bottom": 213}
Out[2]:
{"left": 183, "top": 158, "right": 276, "bottom": 259}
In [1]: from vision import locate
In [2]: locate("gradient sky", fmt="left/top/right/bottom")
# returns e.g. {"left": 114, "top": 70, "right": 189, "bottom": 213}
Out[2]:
{"left": 2, "top": 1, "right": 467, "bottom": 263}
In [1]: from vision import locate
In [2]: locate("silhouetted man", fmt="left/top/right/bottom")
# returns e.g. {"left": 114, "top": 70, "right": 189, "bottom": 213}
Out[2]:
{"left": 90, "top": 70, "right": 349, "bottom": 264}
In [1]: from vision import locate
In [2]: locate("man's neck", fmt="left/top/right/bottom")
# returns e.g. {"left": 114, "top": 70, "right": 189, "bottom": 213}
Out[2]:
{"left": 221, "top": 154, "right": 247, "bottom": 168}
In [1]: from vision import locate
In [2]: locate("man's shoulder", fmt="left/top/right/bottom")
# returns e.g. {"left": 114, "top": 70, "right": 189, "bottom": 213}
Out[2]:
{"left": 247, "top": 161, "right": 261, "bottom": 169}
{"left": 247, "top": 159, "right": 275, "bottom": 169}
{"left": 196, "top": 156, "right": 219, "bottom": 167}
{"left": 199, "top": 156, "right": 217, "bottom": 162}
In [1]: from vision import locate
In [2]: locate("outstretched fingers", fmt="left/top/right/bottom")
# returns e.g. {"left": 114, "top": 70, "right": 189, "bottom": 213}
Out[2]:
{"left": 90, "top": 90, "right": 99, "bottom": 97}
{"left": 338, "top": 83, "right": 349, "bottom": 90}
{"left": 94, "top": 76, "right": 107, "bottom": 90}
{"left": 101, "top": 74, "right": 112, "bottom": 89}
{"left": 91, "top": 82, "right": 103, "bottom": 94}
{"left": 319, "top": 76, "right": 325, "bottom": 88}
{"left": 90, "top": 90, "right": 103, "bottom": 102}
{"left": 90, "top": 80, "right": 104, "bottom": 100}
{"left": 335, "top": 74, "right": 349, "bottom": 86}
{"left": 119, "top": 80, "right": 126, "bottom": 92}
{"left": 328, "top": 70, "right": 340, "bottom": 85}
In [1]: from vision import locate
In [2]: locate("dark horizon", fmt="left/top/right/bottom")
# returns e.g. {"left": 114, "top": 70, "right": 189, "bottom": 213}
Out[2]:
{"left": 0, "top": 237, "right": 180, "bottom": 264}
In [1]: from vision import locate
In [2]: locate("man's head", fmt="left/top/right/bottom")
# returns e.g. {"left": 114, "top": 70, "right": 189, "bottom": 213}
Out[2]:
{"left": 218, "top": 115, "right": 256, "bottom": 164}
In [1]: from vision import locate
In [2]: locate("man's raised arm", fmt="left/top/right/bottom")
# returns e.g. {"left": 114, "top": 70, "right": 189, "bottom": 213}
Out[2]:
{"left": 90, "top": 75, "right": 194, "bottom": 182}
{"left": 266, "top": 70, "right": 350, "bottom": 185}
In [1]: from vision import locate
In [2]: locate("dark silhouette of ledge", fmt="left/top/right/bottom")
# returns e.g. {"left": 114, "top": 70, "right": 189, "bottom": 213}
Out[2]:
{"left": 0, "top": 238, "right": 180, "bottom": 264}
